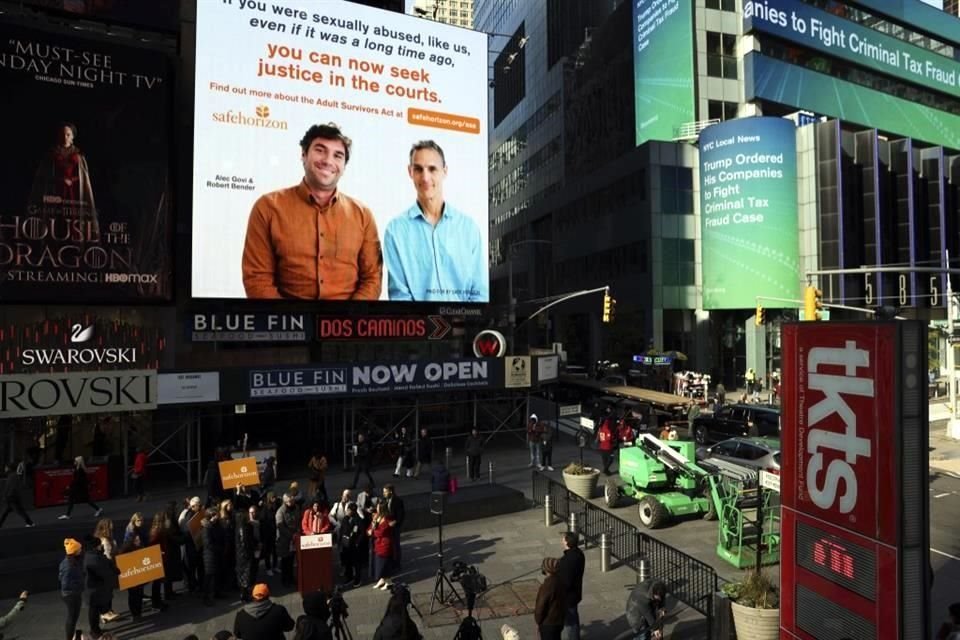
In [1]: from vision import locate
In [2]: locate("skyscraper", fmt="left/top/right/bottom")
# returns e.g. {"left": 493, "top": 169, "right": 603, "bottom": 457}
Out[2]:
{"left": 411, "top": 0, "right": 473, "bottom": 29}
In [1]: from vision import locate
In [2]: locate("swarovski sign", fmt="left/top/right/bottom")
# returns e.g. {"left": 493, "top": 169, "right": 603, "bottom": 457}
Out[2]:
{"left": 20, "top": 323, "right": 137, "bottom": 367}
{"left": 0, "top": 369, "right": 157, "bottom": 418}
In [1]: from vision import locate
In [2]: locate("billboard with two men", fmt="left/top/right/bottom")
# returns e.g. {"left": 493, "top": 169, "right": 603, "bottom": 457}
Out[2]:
{"left": 192, "top": 0, "right": 489, "bottom": 303}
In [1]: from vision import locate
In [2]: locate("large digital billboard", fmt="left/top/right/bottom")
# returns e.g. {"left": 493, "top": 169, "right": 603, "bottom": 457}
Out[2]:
{"left": 0, "top": 26, "right": 173, "bottom": 301}
{"left": 633, "top": 0, "right": 695, "bottom": 145}
{"left": 192, "top": 0, "right": 489, "bottom": 302}
{"left": 744, "top": 0, "right": 960, "bottom": 99}
{"left": 699, "top": 117, "right": 800, "bottom": 309}
{"left": 746, "top": 53, "right": 960, "bottom": 149}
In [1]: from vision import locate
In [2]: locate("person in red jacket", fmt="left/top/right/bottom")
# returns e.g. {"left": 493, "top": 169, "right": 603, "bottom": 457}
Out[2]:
{"left": 596, "top": 415, "right": 617, "bottom": 476}
{"left": 368, "top": 502, "right": 395, "bottom": 590}
{"left": 617, "top": 413, "right": 635, "bottom": 448}
{"left": 131, "top": 447, "right": 148, "bottom": 502}
{"left": 300, "top": 499, "right": 333, "bottom": 536}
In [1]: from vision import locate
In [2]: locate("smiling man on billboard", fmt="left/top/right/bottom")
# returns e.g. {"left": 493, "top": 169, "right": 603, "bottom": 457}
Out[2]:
{"left": 383, "top": 140, "right": 487, "bottom": 302}
{"left": 241, "top": 122, "right": 383, "bottom": 300}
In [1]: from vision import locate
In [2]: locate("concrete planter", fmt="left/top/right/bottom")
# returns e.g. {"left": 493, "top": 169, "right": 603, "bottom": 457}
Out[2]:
{"left": 730, "top": 601, "right": 779, "bottom": 640}
{"left": 562, "top": 467, "right": 600, "bottom": 499}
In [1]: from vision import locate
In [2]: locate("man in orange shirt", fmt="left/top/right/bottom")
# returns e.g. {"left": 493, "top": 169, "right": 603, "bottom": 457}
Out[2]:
{"left": 241, "top": 123, "right": 382, "bottom": 299}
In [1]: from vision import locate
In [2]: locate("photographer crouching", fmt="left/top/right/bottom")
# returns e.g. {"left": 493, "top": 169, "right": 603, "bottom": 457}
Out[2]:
{"left": 373, "top": 583, "right": 422, "bottom": 640}
{"left": 625, "top": 580, "right": 668, "bottom": 640}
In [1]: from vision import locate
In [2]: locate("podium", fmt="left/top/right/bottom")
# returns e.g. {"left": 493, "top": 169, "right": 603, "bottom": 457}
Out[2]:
{"left": 297, "top": 533, "right": 334, "bottom": 595}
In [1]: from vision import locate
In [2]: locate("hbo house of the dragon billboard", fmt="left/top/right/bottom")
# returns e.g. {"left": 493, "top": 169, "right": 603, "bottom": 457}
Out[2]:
{"left": 0, "top": 25, "right": 173, "bottom": 301}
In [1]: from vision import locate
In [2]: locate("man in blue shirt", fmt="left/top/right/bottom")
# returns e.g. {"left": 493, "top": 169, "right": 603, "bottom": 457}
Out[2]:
{"left": 384, "top": 140, "right": 487, "bottom": 301}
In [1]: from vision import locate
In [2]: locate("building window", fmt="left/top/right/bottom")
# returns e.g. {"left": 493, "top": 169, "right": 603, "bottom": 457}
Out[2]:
{"left": 707, "top": 100, "right": 738, "bottom": 122}
{"left": 706, "top": 0, "right": 735, "bottom": 10}
{"left": 493, "top": 24, "right": 526, "bottom": 126}
{"left": 707, "top": 32, "right": 737, "bottom": 79}
{"left": 662, "top": 239, "right": 695, "bottom": 286}
{"left": 660, "top": 167, "right": 694, "bottom": 215}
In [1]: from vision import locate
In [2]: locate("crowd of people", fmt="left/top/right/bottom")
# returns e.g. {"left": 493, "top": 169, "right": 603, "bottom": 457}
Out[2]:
{"left": 42, "top": 442, "right": 421, "bottom": 640}
{"left": 0, "top": 420, "right": 689, "bottom": 640}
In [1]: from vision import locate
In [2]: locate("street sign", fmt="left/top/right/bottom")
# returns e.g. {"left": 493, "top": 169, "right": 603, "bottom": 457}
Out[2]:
{"left": 559, "top": 404, "right": 581, "bottom": 417}
{"left": 759, "top": 470, "right": 780, "bottom": 493}
{"left": 579, "top": 416, "right": 595, "bottom": 431}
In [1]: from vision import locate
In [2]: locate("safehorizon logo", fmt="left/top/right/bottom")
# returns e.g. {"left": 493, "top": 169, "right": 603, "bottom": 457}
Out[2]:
{"left": 212, "top": 105, "right": 288, "bottom": 130}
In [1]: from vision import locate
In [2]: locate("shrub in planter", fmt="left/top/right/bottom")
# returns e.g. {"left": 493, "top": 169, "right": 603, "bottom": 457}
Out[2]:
{"left": 561, "top": 462, "right": 600, "bottom": 499}
{"left": 722, "top": 571, "right": 779, "bottom": 640}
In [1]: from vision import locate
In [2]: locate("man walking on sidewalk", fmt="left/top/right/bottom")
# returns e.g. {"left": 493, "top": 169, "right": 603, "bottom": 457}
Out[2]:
{"left": 527, "top": 414, "right": 544, "bottom": 470}
{"left": 464, "top": 427, "right": 483, "bottom": 481}
{"left": 0, "top": 464, "right": 34, "bottom": 528}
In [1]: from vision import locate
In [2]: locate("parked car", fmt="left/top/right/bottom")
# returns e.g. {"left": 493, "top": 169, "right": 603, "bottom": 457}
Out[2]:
{"left": 691, "top": 403, "right": 780, "bottom": 444}
{"left": 696, "top": 437, "right": 781, "bottom": 475}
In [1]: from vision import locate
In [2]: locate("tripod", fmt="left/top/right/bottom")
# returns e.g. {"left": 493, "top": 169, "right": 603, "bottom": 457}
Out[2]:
{"left": 331, "top": 614, "right": 352, "bottom": 640}
{"left": 453, "top": 592, "right": 482, "bottom": 640}
{"left": 429, "top": 512, "right": 464, "bottom": 614}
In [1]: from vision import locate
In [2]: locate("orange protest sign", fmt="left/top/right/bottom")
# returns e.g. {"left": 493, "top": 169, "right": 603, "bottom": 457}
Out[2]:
{"left": 219, "top": 456, "right": 260, "bottom": 489}
{"left": 116, "top": 544, "right": 165, "bottom": 590}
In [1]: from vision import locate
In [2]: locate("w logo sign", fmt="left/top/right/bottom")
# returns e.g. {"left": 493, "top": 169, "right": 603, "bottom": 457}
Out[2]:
{"left": 472, "top": 330, "right": 506, "bottom": 358}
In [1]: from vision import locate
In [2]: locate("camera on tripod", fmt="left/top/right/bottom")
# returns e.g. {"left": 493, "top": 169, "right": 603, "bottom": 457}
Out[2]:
{"left": 329, "top": 585, "right": 349, "bottom": 620}
{"left": 450, "top": 561, "right": 488, "bottom": 606}
{"left": 327, "top": 585, "right": 352, "bottom": 640}
{"left": 450, "top": 562, "right": 488, "bottom": 639}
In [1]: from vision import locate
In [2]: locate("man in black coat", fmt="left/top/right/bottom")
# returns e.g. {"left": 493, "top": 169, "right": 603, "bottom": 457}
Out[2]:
{"left": 233, "top": 583, "right": 295, "bottom": 640}
{"left": 0, "top": 463, "right": 34, "bottom": 527}
{"left": 383, "top": 484, "right": 405, "bottom": 568}
{"left": 626, "top": 580, "right": 667, "bottom": 640}
{"left": 200, "top": 509, "right": 225, "bottom": 606}
{"left": 83, "top": 536, "right": 118, "bottom": 638}
{"left": 414, "top": 428, "right": 432, "bottom": 478}
{"left": 556, "top": 531, "right": 585, "bottom": 640}
{"left": 350, "top": 433, "right": 375, "bottom": 490}
{"left": 464, "top": 428, "right": 483, "bottom": 481}
{"left": 294, "top": 591, "right": 333, "bottom": 640}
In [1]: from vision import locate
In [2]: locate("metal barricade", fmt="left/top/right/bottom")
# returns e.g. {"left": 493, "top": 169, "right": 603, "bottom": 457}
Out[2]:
{"left": 530, "top": 469, "right": 718, "bottom": 635}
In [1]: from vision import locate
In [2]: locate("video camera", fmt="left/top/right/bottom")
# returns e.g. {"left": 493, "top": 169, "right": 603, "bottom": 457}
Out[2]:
{"left": 450, "top": 561, "right": 488, "bottom": 611}
{"left": 328, "top": 584, "right": 349, "bottom": 621}
{"left": 450, "top": 562, "right": 487, "bottom": 639}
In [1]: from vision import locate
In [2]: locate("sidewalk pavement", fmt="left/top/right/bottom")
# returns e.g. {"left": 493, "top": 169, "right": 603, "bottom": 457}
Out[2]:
{"left": 0, "top": 504, "right": 705, "bottom": 639}
{"left": 0, "top": 434, "right": 710, "bottom": 639}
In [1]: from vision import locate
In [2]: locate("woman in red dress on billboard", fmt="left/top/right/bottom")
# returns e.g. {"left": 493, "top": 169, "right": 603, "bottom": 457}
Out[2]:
{"left": 30, "top": 122, "right": 99, "bottom": 236}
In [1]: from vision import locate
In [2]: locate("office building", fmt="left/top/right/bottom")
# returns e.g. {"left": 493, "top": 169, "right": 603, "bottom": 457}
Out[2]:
{"left": 412, "top": 0, "right": 473, "bottom": 28}
{"left": 480, "top": 0, "right": 960, "bottom": 384}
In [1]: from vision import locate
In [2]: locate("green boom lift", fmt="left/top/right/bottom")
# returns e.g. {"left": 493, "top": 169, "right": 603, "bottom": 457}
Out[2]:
{"left": 604, "top": 433, "right": 779, "bottom": 567}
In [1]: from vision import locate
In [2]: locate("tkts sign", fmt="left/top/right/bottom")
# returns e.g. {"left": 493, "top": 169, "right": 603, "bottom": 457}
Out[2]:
{"left": 0, "top": 314, "right": 166, "bottom": 374}
{"left": 780, "top": 322, "right": 929, "bottom": 640}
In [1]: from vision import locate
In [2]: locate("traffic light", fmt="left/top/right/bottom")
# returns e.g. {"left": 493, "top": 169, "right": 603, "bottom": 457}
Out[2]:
{"left": 755, "top": 304, "right": 766, "bottom": 326}
{"left": 602, "top": 293, "right": 616, "bottom": 323}
{"left": 804, "top": 286, "right": 823, "bottom": 321}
